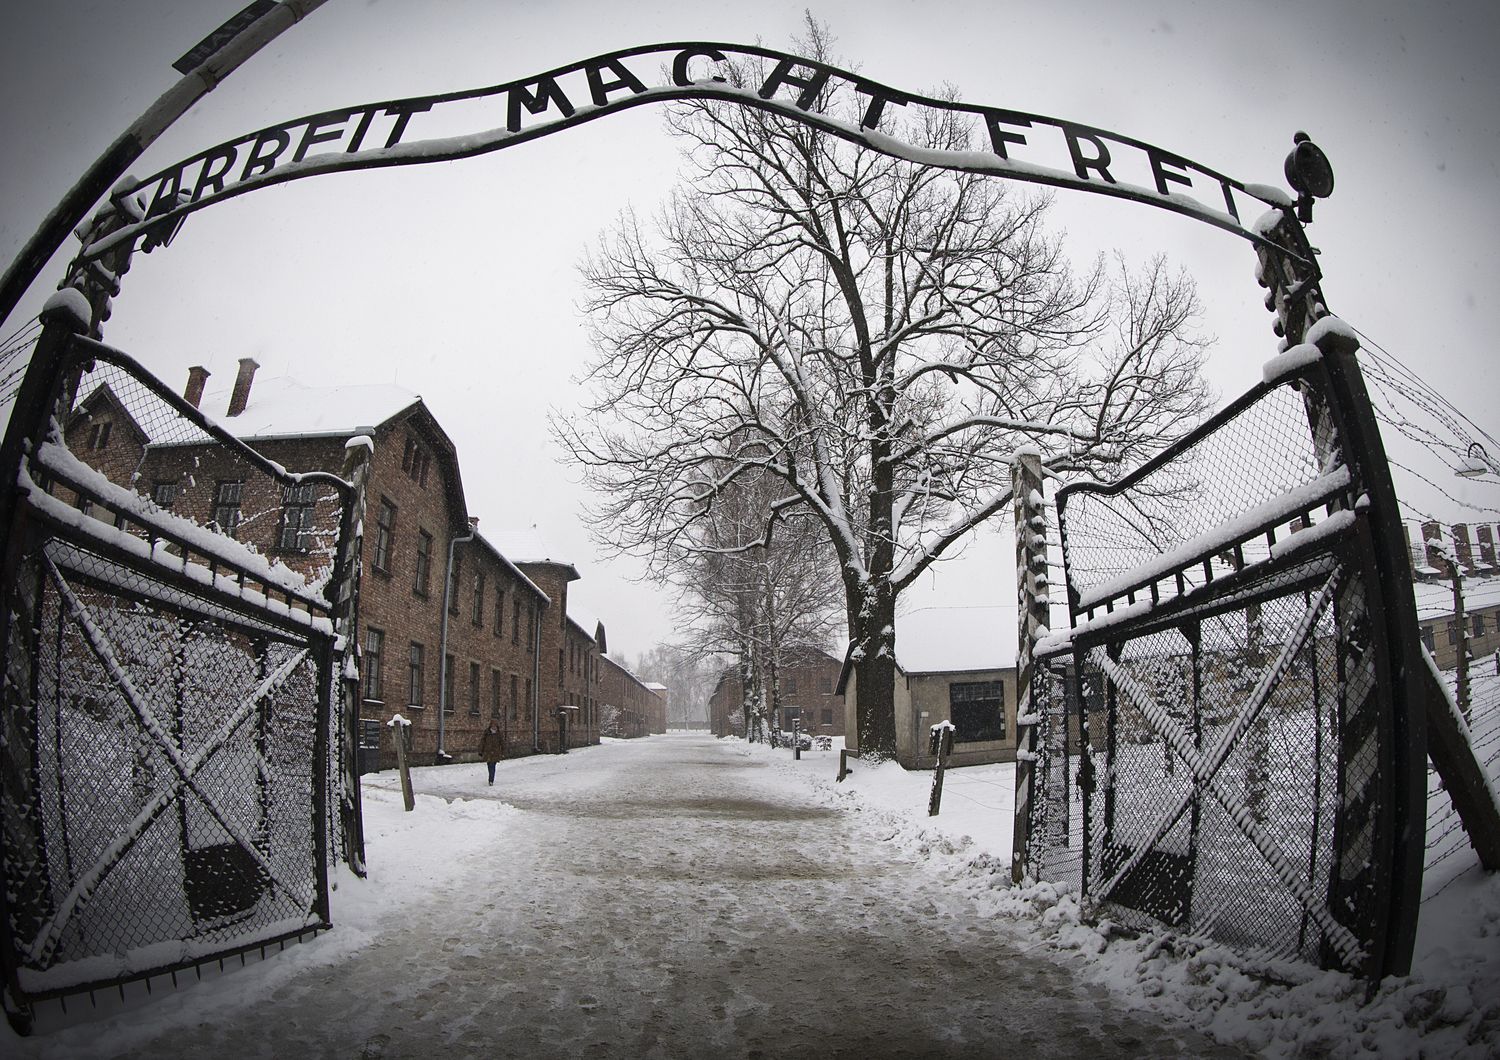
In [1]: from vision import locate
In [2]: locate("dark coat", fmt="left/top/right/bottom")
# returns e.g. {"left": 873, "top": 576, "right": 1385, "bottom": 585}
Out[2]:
{"left": 479, "top": 728, "right": 504, "bottom": 764}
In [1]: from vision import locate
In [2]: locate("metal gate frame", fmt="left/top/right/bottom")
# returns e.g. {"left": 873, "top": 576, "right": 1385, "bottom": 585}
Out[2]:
{"left": 0, "top": 308, "right": 365, "bottom": 1031}
{"left": 1043, "top": 323, "right": 1427, "bottom": 980}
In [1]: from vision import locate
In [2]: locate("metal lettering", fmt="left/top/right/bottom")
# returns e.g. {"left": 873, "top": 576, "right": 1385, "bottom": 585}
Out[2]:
{"left": 584, "top": 59, "right": 648, "bottom": 107}
{"left": 383, "top": 103, "right": 432, "bottom": 149}
{"left": 854, "top": 82, "right": 908, "bottom": 130}
{"left": 758, "top": 58, "right": 832, "bottom": 110}
{"left": 1148, "top": 148, "right": 1194, "bottom": 196}
{"left": 191, "top": 144, "right": 238, "bottom": 200}
{"left": 507, "top": 78, "right": 575, "bottom": 133}
{"left": 294, "top": 112, "right": 352, "bottom": 162}
{"left": 1063, "top": 126, "right": 1116, "bottom": 184}
{"left": 984, "top": 111, "right": 1032, "bottom": 160}
{"left": 671, "top": 46, "right": 728, "bottom": 87}
{"left": 239, "top": 128, "right": 291, "bottom": 182}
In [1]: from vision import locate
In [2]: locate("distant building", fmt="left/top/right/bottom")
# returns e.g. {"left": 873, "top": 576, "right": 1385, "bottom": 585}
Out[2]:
{"left": 839, "top": 606, "right": 1018, "bottom": 770}
{"left": 1407, "top": 521, "right": 1500, "bottom": 670}
{"left": 708, "top": 647, "right": 845, "bottom": 740}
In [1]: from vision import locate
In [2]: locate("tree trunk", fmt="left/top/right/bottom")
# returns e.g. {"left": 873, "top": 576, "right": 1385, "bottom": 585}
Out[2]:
{"left": 851, "top": 580, "right": 898, "bottom": 760}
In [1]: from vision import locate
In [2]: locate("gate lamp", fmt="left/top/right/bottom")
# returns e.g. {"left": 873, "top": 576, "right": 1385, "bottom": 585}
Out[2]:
{"left": 1456, "top": 442, "right": 1494, "bottom": 478}
{"left": 1284, "top": 131, "right": 1335, "bottom": 223}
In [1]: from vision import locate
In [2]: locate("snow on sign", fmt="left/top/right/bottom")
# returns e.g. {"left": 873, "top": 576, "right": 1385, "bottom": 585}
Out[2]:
{"left": 87, "top": 42, "right": 1293, "bottom": 264}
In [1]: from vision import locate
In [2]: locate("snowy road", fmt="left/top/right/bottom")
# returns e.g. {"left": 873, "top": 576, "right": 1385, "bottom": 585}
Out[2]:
{"left": 18, "top": 734, "right": 1243, "bottom": 1059}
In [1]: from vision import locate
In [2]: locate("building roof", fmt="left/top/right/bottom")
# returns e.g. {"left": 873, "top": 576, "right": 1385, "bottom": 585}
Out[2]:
{"left": 1414, "top": 574, "right": 1500, "bottom": 623}
{"left": 202, "top": 376, "right": 420, "bottom": 441}
{"left": 486, "top": 528, "right": 582, "bottom": 581}
{"left": 469, "top": 531, "right": 551, "bottom": 605}
{"left": 895, "top": 605, "right": 1018, "bottom": 674}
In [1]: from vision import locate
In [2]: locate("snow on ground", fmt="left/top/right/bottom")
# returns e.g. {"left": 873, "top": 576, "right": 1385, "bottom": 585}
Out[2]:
{"left": 6, "top": 708, "right": 1495, "bottom": 1058}
{"left": 736, "top": 679, "right": 1500, "bottom": 1059}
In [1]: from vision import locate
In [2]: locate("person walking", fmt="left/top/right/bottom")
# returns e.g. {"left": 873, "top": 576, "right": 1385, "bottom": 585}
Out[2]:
{"left": 479, "top": 721, "right": 504, "bottom": 786}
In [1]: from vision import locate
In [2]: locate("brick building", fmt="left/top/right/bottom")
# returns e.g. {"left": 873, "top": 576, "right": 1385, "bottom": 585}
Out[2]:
{"left": 1406, "top": 520, "right": 1500, "bottom": 671}
{"left": 65, "top": 358, "right": 630, "bottom": 768}
{"left": 598, "top": 656, "right": 668, "bottom": 738}
{"left": 707, "top": 647, "right": 844, "bottom": 740}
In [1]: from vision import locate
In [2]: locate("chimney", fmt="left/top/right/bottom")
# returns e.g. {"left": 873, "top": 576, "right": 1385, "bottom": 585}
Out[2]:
{"left": 183, "top": 365, "right": 210, "bottom": 409}
{"left": 1453, "top": 524, "right": 1476, "bottom": 573}
{"left": 227, "top": 357, "right": 259, "bottom": 417}
{"left": 1477, "top": 524, "right": 1497, "bottom": 570}
{"left": 1421, "top": 520, "right": 1444, "bottom": 570}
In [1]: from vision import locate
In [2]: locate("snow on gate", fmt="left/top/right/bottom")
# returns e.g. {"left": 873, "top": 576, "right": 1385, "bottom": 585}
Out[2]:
{"left": 1021, "top": 332, "right": 1428, "bottom": 982}
{"left": 0, "top": 324, "right": 364, "bottom": 1034}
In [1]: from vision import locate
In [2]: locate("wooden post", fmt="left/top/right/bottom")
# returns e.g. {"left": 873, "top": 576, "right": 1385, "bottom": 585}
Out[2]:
{"left": 389, "top": 715, "right": 414, "bottom": 812}
{"left": 928, "top": 721, "right": 954, "bottom": 816}
{"left": 837, "top": 748, "right": 853, "bottom": 782}
{"left": 1011, "top": 449, "right": 1049, "bottom": 883}
{"left": 1423, "top": 657, "right": 1500, "bottom": 870}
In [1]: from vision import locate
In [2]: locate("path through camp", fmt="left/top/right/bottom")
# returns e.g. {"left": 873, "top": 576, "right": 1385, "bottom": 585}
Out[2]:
{"left": 22, "top": 735, "right": 1243, "bottom": 1058}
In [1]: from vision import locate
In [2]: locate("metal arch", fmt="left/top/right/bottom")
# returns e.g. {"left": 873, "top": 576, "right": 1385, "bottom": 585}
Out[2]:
{"left": 73, "top": 41, "right": 1297, "bottom": 268}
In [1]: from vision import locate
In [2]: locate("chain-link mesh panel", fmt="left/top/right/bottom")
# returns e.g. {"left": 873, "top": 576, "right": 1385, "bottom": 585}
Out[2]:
{"left": 1075, "top": 585, "right": 1348, "bottom": 965}
{"left": 4, "top": 538, "right": 327, "bottom": 990}
{"left": 1060, "top": 378, "right": 1346, "bottom": 614}
{"left": 1026, "top": 655, "right": 1084, "bottom": 892}
{"left": 1, "top": 336, "right": 350, "bottom": 1014}
{"left": 1027, "top": 363, "right": 1415, "bottom": 980}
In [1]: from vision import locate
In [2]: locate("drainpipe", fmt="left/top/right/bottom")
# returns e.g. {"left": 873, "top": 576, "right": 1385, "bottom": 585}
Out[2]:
{"left": 436, "top": 516, "right": 478, "bottom": 762}
{"left": 532, "top": 598, "right": 545, "bottom": 752}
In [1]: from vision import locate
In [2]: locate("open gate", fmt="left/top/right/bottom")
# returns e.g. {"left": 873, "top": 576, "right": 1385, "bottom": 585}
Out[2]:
{"left": 0, "top": 311, "right": 365, "bottom": 1031}
{"left": 1029, "top": 322, "right": 1427, "bottom": 979}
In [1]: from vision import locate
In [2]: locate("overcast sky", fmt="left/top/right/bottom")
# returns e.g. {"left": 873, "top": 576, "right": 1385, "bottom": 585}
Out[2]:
{"left": 3, "top": 0, "right": 1497, "bottom": 662}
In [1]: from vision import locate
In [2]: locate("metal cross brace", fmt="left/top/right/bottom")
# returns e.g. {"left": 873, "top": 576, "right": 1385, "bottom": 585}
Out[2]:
{"left": 1085, "top": 565, "right": 1364, "bottom": 965}
{"left": 31, "top": 553, "right": 310, "bottom": 965}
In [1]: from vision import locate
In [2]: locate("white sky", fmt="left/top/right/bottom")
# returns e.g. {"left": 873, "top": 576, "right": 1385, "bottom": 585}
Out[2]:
{"left": 3, "top": 0, "right": 1498, "bottom": 662}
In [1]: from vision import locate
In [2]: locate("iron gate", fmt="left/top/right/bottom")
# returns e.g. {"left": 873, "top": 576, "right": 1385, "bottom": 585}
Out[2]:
{"left": 1029, "top": 325, "right": 1426, "bottom": 980}
{"left": 0, "top": 317, "right": 362, "bottom": 1030}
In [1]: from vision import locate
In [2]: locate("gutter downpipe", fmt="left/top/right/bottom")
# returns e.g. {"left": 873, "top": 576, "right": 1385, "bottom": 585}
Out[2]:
{"left": 532, "top": 598, "right": 545, "bottom": 752}
{"left": 436, "top": 517, "right": 478, "bottom": 762}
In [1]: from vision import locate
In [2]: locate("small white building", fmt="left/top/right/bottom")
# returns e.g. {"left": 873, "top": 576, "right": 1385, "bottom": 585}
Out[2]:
{"left": 838, "top": 605, "right": 1019, "bottom": 769}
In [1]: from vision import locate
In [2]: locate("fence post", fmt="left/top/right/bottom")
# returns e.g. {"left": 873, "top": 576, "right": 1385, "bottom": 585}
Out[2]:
{"left": 389, "top": 715, "right": 415, "bottom": 812}
{"left": 330, "top": 435, "right": 372, "bottom": 874}
{"left": 928, "top": 721, "right": 954, "bottom": 816}
{"left": 1011, "top": 448, "right": 1049, "bottom": 884}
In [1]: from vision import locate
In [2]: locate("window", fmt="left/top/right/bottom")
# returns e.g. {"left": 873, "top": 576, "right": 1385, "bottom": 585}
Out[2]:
{"left": 787, "top": 675, "right": 798, "bottom": 694}
{"left": 414, "top": 530, "right": 432, "bottom": 596}
{"left": 363, "top": 627, "right": 384, "bottom": 701}
{"left": 448, "top": 555, "right": 462, "bottom": 614}
{"left": 491, "top": 669, "right": 503, "bottom": 718}
{"left": 822, "top": 708, "right": 833, "bottom": 725}
{"left": 1419, "top": 626, "right": 1435, "bottom": 653}
{"left": 524, "top": 677, "right": 532, "bottom": 718}
{"left": 512, "top": 598, "right": 522, "bottom": 644}
{"left": 558, "top": 649, "right": 565, "bottom": 682}
{"left": 401, "top": 434, "right": 430, "bottom": 486}
{"left": 444, "top": 654, "right": 456, "bottom": 714}
{"left": 494, "top": 586, "right": 504, "bottom": 637}
{"left": 87, "top": 420, "right": 112, "bottom": 450}
{"left": 1448, "top": 621, "right": 1461, "bottom": 648}
{"left": 408, "top": 643, "right": 425, "bottom": 707}
{"left": 1475, "top": 613, "right": 1488, "bottom": 637}
{"left": 510, "top": 674, "right": 519, "bottom": 720}
{"left": 468, "top": 661, "right": 481, "bottom": 716}
{"left": 472, "top": 572, "right": 485, "bottom": 627}
{"left": 528, "top": 604, "right": 536, "bottom": 648}
{"left": 278, "top": 482, "right": 317, "bottom": 551}
{"left": 782, "top": 706, "right": 800, "bottom": 728}
{"left": 949, "top": 680, "right": 1006, "bottom": 744}
{"left": 212, "top": 480, "right": 244, "bottom": 538}
{"left": 822, "top": 675, "right": 833, "bottom": 693}
{"left": 374, "top": 498, "right": 396, "bottom": 572}
{"left": 152, "top": 481, "right": 176, "bottom": 508}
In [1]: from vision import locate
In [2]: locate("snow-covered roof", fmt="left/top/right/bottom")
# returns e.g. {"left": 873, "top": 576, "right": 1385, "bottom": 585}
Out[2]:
{"left": 203, "top": 376, "right": 420, "bottom": 440}
{"left": 1413, "top": 575, "right": 1500, "bottom": 623}
{"left": 644, "top": 682, "right": 668, "bottom": 694}
{"left": 895, "top": 605, "right": 1018, "bottom": 674}
{"left": 470, "top": 531, "right": 550, "bottom": 604}
{"left": 485, "top": 529, "right": 581, "bottom": 580}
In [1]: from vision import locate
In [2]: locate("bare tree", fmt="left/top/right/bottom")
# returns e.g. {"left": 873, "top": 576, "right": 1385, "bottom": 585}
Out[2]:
{"left": 557, "top": 22, "right": 1212, "bottom": 759}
